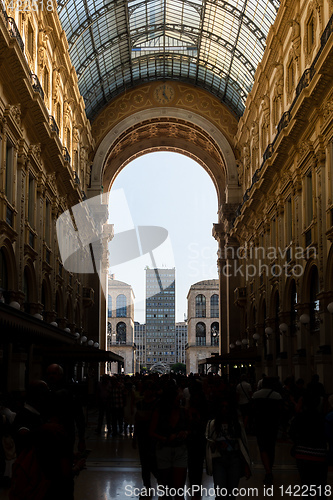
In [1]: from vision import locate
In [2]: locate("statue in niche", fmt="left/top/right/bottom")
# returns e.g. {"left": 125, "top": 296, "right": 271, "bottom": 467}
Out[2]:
{"left": 261, "top": 94, "right": 270, "bottom": 126}
{"left": 243, "top": 143, "right": 250, "bottom": 169}
{"left": 236, "top": 160, "right": 244, "bottom": 186}
{"left": 53, "top": 69, "right": 60, "bottom": 102}
{"left": 291, "top": 18, "right": 301, "bottom": 60}
{"left": 274, "top": 63, "right": 284, "bottom": 99}
{"left": 38, "top": 27, "right": 52, "bottom": 69}
{"left": 251, "top": 121, "right": 259, "bottom": 150}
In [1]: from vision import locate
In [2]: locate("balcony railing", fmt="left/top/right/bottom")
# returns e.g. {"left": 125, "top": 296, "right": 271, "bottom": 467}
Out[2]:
{"left": 49, "top": 115, "right": 59, "bottom": 136}
{"left": 73, "top": 170, "right": 80, "bottom": 186}
{"left": 6, "top": 206, "right": 13, "bottom": 227}
{"left": 232, "top": 12, "right": 333, "bottom": 227}
{"left": 7, "top": 17, "right": 24, "bottom": 53}
{"left": 277, "top": 111, "right": 291, "bottom": 134}
{"left": 30, "top": 73, "right": 44, "bottom": 100}
{"left": 62, "top": 146, "right": 71, "bottom": 164}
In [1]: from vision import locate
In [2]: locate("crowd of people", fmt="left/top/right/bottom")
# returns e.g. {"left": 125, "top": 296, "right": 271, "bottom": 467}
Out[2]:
{"left": 0, "top": 369, "right": 333, "bottom": 499}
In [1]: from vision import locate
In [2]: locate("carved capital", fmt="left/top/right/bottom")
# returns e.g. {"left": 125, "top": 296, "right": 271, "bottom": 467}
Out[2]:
{"left": 29, "top": 143, "right": 42, "bottom": 162}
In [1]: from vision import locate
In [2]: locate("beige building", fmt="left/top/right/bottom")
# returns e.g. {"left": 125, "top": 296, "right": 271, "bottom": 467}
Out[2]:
{"left": 1, "top": 1, "right": 333, "bottom": 391}
{"left": 186, "top": 280, "right": 220, "bottom": 374}
{"left": 107, "top": 277, "right": 135, "bottom": 374}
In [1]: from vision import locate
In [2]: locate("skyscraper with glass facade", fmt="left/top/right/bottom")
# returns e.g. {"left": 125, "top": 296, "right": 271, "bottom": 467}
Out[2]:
{"left": 145, "top": 268, "right": 176, "bottom": 372}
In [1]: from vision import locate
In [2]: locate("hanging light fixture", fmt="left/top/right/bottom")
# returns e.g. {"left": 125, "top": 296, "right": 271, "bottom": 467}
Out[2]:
{"left": 327, "top": 302, "right": 333, "bottom": 314}
{"left": 300, "top": 314, "right": 310, "bottom": 324}
{"left": 279, "top": 323, "right": 288, "bottom": 333}
{"left": 253, "top": 333, "right": 260, "bottom": 340}
{"left": 265, "top": 327, "right": 273, "bottom": 336}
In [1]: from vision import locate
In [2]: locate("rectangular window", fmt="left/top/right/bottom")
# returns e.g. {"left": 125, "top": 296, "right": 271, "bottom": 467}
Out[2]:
{"left": 45, "top": 199, "right": 51, "bottom": 246}
{"left": 306, "top": 171, "right": 313, "bottom": 225}
{"left": 286, "top": 197, "right": 292, "bottom": 244}
{"left": 271, "top": 218, "right": 276, "bottom": 248}
{"left": 288, "top": 61, "right": 294, "bottom": 94}
{"left": 28, "top": 175, "right": 35, "bottom": 227}
{"left": 5, "top": 140, "right": 14, "bottom": 204}
{"left": 330, "top": 142, "right": 333, "bottom": 206}
{"left": 307, "top": 15, "right": 315, "bottom": 54}
{"left": 27, "top": 21, "right": 34, "bottom": 58}
{"left": 43, "top": 66, "right": 49, "bottom": 99}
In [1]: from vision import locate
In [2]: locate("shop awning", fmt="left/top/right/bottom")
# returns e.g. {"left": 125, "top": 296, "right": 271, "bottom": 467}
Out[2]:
{"left": 199, "top": 348, "right": 261, "bottom": 367}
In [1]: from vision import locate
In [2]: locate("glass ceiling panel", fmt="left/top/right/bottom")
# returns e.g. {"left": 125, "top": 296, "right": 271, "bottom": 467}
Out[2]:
{"left": 57, "top": 0, "right": 280, "bottom": 120}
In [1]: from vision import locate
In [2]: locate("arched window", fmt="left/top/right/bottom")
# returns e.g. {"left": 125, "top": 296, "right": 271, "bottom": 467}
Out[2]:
{"left": 0, "top": 248, "right": 8, "bottom": 303}
{"left": 108, "top": 294, "right": 112, "bottom": 318}
{"left": 210, "top": 294, "right": 219, "bottom": 317}
{"left": 211, "top": 322, "right": 219, "bottom": 346}
{"left": 56, "top": 103, "right": 61, "bottom": 128}
{"left": 116, "top": 294, "right": 127, "bottom": 317}
{"left": 41, "top": 282, "right": 46, "bottom": 314}
{"left": 23, "top": 268, "right": 30, "bottom": 314}
{"left": 116, "top": 322, "right": 126, "bottom": 344}
{"left": 290, "top": 281, "right": 297, "bottom": 336}
{"left": 195, "top": 294, "right": 206, "bottom": 318}
{"left": 274, "top": 292, "right": 280, "bottom": 355}
{"left": 309, "top": 267, "right": 319, "bottom": 333}
{"left": 43, "top": 66, "right": 49, "bottom": 99}
{"left": 196, "top": 322, "right": 206, "bottom": 346}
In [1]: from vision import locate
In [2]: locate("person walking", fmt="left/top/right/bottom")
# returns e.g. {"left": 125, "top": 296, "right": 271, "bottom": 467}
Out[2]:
{"left": 205, "top": 396, "right": 251, "bottom": 498}
{"left": 236, "top": 374, "right": 252, "bottom": 431}
{"left": 252, "top": 377, "right": 282, "bottom": 485}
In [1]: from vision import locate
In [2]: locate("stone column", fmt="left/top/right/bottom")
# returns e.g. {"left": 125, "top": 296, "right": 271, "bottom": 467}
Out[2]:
{"left": 213, "top": 203, "right": 243, "bottom": 355}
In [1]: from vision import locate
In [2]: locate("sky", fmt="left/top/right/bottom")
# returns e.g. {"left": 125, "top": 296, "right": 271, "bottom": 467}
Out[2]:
{"left": 108, "top": 152, "right": 219, "bottom": 323}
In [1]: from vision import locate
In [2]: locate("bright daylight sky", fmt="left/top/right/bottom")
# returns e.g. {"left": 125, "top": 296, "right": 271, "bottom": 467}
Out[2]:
{"left": 108, "top": 152, "right": 219, "bottom": 324}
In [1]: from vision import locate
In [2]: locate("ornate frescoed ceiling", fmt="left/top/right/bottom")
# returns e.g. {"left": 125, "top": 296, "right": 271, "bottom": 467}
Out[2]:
{"left": 57, "top": 0, "right": 280, "bottom": 120}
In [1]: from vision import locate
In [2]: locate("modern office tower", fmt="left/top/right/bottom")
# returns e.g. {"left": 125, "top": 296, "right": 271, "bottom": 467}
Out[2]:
{"left": 186, "top": 280, "right": 220, "bottom": 374}
{"left": 175, "top": 322, "right": 188, "bottom": 365}
{"left": 107, "top": 276, "right": 136, "bottom": 374}
{"left": 134, "top": 321, "right": 146, "bottom": 371}
{"left": 145, "top": 268, "right": 176, "bottom": 372}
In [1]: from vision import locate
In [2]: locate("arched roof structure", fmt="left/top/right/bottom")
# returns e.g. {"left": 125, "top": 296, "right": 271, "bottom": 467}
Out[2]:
{"left": 57, "top": 0, "right": 280, "bottom": 120}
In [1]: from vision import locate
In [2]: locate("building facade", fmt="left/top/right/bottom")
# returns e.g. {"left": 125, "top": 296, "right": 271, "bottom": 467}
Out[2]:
{"left": 0, "top": 3, "right": 114, "bottom": 393}
{"left": 186, "top": 280, "right": 220, "bottom": 374}
{"left": 107, "top": 277, "right": 135, "bottom": 374}
{"left": 213, "top": 0, "right": 333, "bottom": 392}
{"left": 175, "top": 322, "right": 188, "bottom": 365}
{"left": 1, "top": 1, "right": 333, "bottom": 391}
{"left": 145, "top": 268, "right": 176, "bottom": 373}
{"left": 134, "top": 322, "right": 146, "bottom": 372}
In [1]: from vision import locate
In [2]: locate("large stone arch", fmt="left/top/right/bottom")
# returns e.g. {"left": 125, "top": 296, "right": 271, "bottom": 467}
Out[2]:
{"left": 89, "top": 83, "right": 241, "bottom": 355}
{"left": 90, "top": 83, "right": 240, "bottom": 206}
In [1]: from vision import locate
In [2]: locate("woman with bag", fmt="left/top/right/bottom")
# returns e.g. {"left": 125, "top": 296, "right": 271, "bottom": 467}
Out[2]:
{"left": 205, "top": 397, "right": 251, "bottom": 498}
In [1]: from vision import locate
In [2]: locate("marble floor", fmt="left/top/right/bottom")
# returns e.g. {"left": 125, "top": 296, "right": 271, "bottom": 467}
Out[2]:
{"left": 1, "top": 409, "right": 332, "bottom": 500}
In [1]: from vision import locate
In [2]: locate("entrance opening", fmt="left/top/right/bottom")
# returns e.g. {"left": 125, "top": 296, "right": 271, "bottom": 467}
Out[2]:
{"left": 106, "top": 151, "right": 218, "bottom": 372}
{"left": 108, "top": 151, "right": 218, "bottom": 322}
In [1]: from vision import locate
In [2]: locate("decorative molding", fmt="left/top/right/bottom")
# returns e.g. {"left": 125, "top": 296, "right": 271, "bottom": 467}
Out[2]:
{"left": 91, "top": 83, "right": 238, "bottom": 149}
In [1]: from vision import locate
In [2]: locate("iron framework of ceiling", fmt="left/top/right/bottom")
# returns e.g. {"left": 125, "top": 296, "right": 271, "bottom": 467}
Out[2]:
{"left": 57, "top": 0, "right": 280, "bottom": 120}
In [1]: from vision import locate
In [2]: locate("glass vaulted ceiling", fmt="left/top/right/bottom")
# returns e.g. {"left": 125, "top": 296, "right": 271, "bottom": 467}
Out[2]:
{"left": 57, "top": 0, "right": 280, "bottom": 120}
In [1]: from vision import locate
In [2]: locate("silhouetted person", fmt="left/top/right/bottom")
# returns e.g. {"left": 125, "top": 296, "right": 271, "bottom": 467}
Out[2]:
{"left": 252, "top": 377, "right": 282, "bottom": 485}
{"left": 12, "top": 380, "right": 50, "bottom": 456}
{"left": 46, "top": 364, "right": 86, "bottom": 452}
{"left": 186, "top": 379, "right": 207, "bottom": 500}
{"left": 96, "top": 375, "right": 112, "bottom": 435}
{"left": 133, "top": 381, "right": 158, "bottom": 492}
{"left": 205, "top": 397, "right": 251, "bottom": 498}
{"left": 290, "top": 391, "right": 328, "bottom": 497}
{"left": 150, "top": 382, "right": 189, "bottom": 500}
